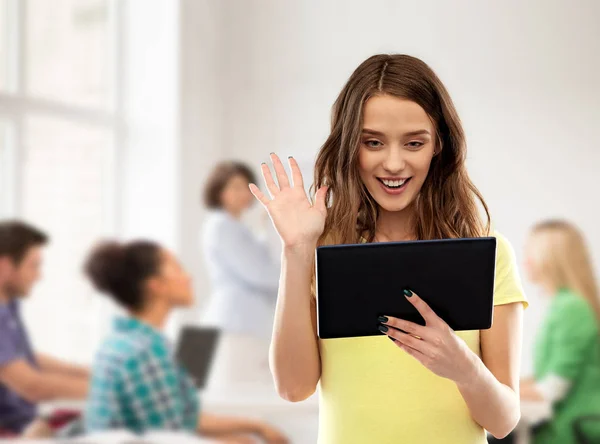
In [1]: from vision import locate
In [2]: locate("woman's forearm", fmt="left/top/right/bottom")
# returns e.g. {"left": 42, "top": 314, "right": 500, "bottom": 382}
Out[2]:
{"left": 457, "top": 353, "right": 521, "bottom": 439}
{"left": 269, "top": 243, "right": 321, "bottom": 402}
{"left": 199, "top": 412, "right": 261, "bottom": 436}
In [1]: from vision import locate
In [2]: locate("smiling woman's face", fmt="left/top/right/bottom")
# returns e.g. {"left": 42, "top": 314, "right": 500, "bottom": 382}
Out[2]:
{"left": 358, "top": 94, "right": 437, "bottom": 214}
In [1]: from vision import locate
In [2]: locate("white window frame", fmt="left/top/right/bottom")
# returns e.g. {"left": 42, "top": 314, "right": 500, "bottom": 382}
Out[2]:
{"left": 0, "top": 0, "right": 129, "bottom": 362}
{"left": 0, "top": 0, "right": 123, "bottom": 232}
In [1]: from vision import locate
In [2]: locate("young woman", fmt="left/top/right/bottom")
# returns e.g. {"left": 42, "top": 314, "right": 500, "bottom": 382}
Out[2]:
{"left": 83, "top": 240, "right": 287, "bottom": 443}
{"left": 249, "top": 54, "right": 528, "bottom": 443}
{"left": 519, "top": 220, "right": 600, "bottom": 444}
{"left": 201, "top": 161, "right": 280, "bottom": 389}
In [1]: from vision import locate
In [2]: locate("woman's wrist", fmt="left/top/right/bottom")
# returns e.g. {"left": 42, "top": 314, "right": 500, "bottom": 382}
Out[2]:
{"left": 283, "top": 241, "right": 317, "bottom": 259}
{"left": 248, "top": 420, "right": 267, "bottom": 436}
{"left": 454, "top": 348, "right": 482, "bottom": 389}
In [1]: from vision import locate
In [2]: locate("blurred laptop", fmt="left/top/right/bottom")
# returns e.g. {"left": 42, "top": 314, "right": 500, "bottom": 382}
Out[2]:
{"left": 175, "top": 326, "right": 221, "bottom": 390}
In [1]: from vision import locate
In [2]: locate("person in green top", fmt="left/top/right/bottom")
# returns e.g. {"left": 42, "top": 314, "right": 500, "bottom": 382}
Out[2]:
{"left": 520, "top": 220, "right": 600, "bottom": 443}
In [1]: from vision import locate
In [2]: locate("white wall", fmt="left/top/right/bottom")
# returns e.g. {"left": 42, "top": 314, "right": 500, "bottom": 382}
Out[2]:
{"left": 120, "top": 0, "right": 180, "bottom": 249}
{"left": 179, "top": 0, "right": 600, "bottom": 374}
{"left": 175, "top": 0, "right": 226, "bottom": 328}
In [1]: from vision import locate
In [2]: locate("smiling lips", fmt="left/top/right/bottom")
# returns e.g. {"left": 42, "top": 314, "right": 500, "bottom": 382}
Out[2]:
{"left": 377, "top": 177, "right": 412, "bottom": 195}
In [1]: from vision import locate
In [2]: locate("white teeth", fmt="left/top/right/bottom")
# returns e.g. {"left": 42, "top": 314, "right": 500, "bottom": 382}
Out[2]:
{"left": 382, "top": 179, "right": 406, "bottom": 187}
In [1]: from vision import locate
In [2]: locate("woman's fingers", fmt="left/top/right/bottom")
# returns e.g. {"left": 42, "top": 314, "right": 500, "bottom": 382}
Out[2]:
{"left": 383, "top": 326, "right": 433, "bottom": 356}
{"left": 314, "top": 186, "right": 329, "bottom": 214}
{"left": 404, "top": 290, "right": 444, "bottom": 327}
{"left": 270, "top": 153, "right": 291, "bottom": 190}
{"left": 249, "top": 183, "right": 270, "bottom": 207}
{"left": 386, "top": 332, "right": 428, "bottom": 363}
{"left": 261, "top": 162, "right": 280, "bottom": 198}
{"left": 288, "top": 156, "right": 304, "bottom": 189}
{"left": 382, "top": 317, "right": 432, "bottom": 341}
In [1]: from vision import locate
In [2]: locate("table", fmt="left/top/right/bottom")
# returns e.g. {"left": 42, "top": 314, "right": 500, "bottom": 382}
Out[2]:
{"left": 201, "top": 384, "right": 320, "bottom": 443}
{"left": 514, "top": 400, "right": 552, "bottom": 444}
{"left": 40, "top": 384, "right": 320, "bottom": 443}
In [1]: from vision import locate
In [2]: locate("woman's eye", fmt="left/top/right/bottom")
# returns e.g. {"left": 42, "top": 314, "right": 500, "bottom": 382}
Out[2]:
{"left": 407, "top": 141, "right": 424, "bottom": 149}
{"left": 364, "top": 140, "right": 383, "bottom": 148}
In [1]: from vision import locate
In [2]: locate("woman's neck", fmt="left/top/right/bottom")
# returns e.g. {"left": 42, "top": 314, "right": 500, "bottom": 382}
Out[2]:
{"left": 224, "top": 206, "right": 242, "bottom": 220}
{"left": 133, "top": 299, "right": 171, "bottom": 330}
{"left": 375, "top": 206, "right": 415, "bottom": 242}
{"left": 540, "top": 281, "right": 560, "bottom": 297}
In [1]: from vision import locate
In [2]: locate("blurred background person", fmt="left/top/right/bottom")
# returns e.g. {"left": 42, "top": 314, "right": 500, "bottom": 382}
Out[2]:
{"left": 84, "top": 239, "right": 287, "bottom": 443}
{"left": 521, "top": 220, "right": 600, "bottom": 443}
{"left": 201, "top": 161, "right": 280, "bottom": 390}
{"left": 492, "top": 220, "right": 600, "bottom": 444}
{"left": 0, "top": 221, "right": 89, "bottom": 439}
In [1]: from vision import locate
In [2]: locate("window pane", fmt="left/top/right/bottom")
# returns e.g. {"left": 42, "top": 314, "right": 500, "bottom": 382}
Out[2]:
{"left": 0, "top": 0, "right": 7, "bottom": 90}
{"left": 20, "top": 115, "right": 114, "bottom": 363}
{"left": 25, "top": 0, "right": 112, "bottom": 108}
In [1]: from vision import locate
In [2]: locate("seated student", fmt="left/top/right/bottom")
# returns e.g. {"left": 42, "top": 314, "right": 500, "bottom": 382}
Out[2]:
{"left": 491, "top": 220, "right": 600, "bottom": 444}
{"left": 0, "top": 221, "right": 89, "bottom": 437}
{"left": 83, "top": 240, "right": 288, "bottom": 444}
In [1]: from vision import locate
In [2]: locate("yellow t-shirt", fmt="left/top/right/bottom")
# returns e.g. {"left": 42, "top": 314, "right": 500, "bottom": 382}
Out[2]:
{"left": 317, "top": 232, "right": 528, "bottom": 444}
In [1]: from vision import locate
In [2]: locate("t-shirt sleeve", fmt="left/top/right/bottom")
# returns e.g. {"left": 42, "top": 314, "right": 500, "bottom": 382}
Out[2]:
{"left": 493, "top": 231, "right": 529, "bottom": 308}
{"left": 545, "top": 297, "right": 598, "bottom": 381}
{"left": 0, "top": 313, "right": 23, "bottom": 368}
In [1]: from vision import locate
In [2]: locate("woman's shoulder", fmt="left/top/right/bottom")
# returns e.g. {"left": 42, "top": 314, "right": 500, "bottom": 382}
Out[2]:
{"left": 548, "top": 290, "right": 599, "bottom": 335}
{"left": 556, "top": 289, "right": 596, "bottom": 315}
{"left": 491, "top": 230, "right": 517, "bottom": 266}
{"left": 96, "top": 331, "right": 156, "bottom": 369}
{"left": 489, "top": 230, "right": 529, "bottom": 307}
{"left": 203, "top": 210, "right": 230, "bottom": 229}
{"left": 202, "top": 210, "right": 240, "bottom": 240}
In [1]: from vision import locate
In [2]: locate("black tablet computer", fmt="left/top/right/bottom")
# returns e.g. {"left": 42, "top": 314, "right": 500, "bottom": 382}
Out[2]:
{"left": 316, "top": 237, "right": 497, "bottom": 339}
{"left": 175, "top": 326, "right": 220, "bottom": 389}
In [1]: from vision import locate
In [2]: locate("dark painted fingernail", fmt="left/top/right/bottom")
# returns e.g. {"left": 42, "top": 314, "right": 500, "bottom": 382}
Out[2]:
{"left": 378, "top": 324, "right": 388, "bottom": 333}
{"left": 270, "top": 152, "right": 275, "bottom": 155}
{"left": 403, "top": 289, "right": 413, "bottom": 297}
{"left": 261, "top": 162, "right": 266, "bottom": 165}
{"left": 288, "top": 156, "right": 293, "bottom": 159}
{"left": 378, "top": 316, "right": 388, "bottom": 323}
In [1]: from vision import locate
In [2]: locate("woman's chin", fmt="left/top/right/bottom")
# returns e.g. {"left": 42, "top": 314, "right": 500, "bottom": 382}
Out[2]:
{"left": 373, "top": 195, "right": 414, "bottom": 214}
{"left": 175, "top": 295, "right": 195, "bottom": 308}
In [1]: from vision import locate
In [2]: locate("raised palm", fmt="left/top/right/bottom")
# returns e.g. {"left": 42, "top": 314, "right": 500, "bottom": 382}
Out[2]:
{"left": 249, "top": 153, "right": 328, "bottom": 248}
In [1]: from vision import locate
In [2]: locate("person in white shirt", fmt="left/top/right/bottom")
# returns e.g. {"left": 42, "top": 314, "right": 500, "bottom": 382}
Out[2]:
{"left": 200, "top": 161, "right": 280, "bottom": 390}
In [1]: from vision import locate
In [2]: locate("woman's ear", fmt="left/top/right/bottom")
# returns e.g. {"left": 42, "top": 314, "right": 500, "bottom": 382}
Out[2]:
{"left": 144, "top": 276, "right": 162, "bottom": 298}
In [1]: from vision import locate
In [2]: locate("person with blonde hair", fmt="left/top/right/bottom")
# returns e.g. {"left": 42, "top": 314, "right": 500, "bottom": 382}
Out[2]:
{"left": 250, "top": 54, "right": 528, "bottom": 443}
{"left": 518, "top": 220, "right": 600, "bottom": 444}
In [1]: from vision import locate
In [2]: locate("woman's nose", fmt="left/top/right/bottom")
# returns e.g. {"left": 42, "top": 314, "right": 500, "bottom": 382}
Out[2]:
{"left": 382, "top": 147, "right": 407, "bottom": 173}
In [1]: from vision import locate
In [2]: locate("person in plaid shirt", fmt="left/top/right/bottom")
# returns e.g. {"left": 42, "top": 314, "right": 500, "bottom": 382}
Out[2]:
{"left": 84, "top": 240, "right": 287, "bottom": 443}
{"left": 86, "top": 317, "right": 199, "bottom": 432}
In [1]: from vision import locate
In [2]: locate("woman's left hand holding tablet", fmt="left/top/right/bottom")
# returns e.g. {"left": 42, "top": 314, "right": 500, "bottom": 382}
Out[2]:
{"left": 378, "top": 289, "right": 478, "bottom": 386}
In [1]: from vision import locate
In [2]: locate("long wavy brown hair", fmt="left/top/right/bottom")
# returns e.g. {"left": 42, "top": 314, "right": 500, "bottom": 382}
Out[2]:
{"left": 311, "top": 54, "right": 490, "bottom": 246}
